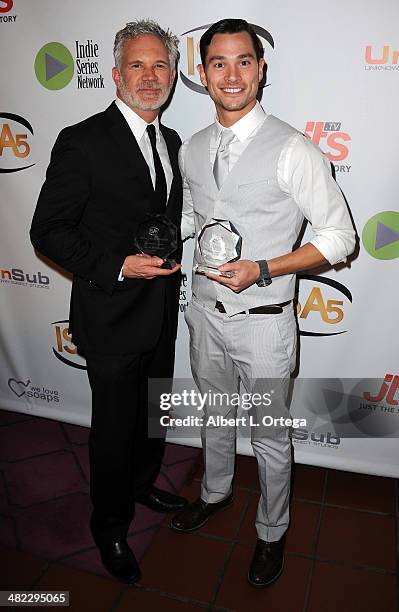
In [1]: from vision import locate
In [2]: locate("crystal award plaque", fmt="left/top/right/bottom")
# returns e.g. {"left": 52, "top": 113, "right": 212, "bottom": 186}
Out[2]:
{"left": 194, "top": 218, "right": 242, "bottom": 277}
{"left": 134, "top": 214, "right": 178, "bottom": 269}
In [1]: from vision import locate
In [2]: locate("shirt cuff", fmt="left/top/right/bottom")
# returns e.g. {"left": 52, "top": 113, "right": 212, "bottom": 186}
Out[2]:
{"left": 118, "top": 265, "right": 124, "bottom": 281}
{"left": 310, "top": 231, "right": 355, "bottom": 266}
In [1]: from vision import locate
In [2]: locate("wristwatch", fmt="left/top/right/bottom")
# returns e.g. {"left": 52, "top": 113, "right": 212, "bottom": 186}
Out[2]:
{"left": 255, "top": 260, "right": 272, "bottom": 287}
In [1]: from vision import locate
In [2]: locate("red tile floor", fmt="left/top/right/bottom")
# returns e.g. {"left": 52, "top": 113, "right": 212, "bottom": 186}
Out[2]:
{"left": 1, "top": 408, "right": 398, "bottom": 611}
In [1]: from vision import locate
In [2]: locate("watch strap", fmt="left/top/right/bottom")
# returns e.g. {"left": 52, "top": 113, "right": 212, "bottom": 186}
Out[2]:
{"left": 255, "top": 259, "right": 272, "bottom": 287}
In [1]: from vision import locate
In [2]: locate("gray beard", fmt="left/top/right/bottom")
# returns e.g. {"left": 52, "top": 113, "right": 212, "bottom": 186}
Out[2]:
{"left": 119, "top": 79, "right": 171, "bottom": 112}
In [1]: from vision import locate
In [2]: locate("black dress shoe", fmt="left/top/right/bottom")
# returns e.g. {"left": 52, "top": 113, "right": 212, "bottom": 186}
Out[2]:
{"left": 248, "top": 537, "right": 285, "bottom": 587}
{"left": 135, "top": 486, "right": 187, "bottom": 513}
{"left": 99, "top": 540, "right": 141, "bottom": 584}
{"left": 170, "top": 494, "right": 233, "bottom": 532}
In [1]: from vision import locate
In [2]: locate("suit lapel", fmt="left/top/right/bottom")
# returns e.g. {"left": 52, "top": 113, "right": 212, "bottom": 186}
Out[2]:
{"left": 104, "top": 102, "right": 180, "bottom": 213}
{"left": 103, "top": 102, "right": 153, "bottom": 193}
{"left": 160, "top": 124, "right": 180, "bottom": 211}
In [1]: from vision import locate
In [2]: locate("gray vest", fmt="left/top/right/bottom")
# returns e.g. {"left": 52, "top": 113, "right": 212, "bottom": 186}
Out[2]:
{"left": 185, "top": 114, "right": 305, "bottom": 316}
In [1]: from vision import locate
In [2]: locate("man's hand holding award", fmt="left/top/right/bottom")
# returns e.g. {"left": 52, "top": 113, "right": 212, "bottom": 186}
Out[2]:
{"left": 194, "top": 218, "right": 260, "bottom": 292}
{"left": 123, "top": 214, "right": 181, "bottom": 280}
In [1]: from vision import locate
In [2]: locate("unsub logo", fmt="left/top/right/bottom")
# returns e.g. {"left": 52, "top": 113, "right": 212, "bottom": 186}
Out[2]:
{"left": 291, "top": 428, "right": 340, "bottom": 446}
{"left": 0, "top": 267, "right": 49, "bottom": 288}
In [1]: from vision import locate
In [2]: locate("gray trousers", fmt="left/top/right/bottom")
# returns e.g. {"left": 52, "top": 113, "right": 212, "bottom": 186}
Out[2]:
{"left": 185, "top": 297, "right": 297, "bottom": 542}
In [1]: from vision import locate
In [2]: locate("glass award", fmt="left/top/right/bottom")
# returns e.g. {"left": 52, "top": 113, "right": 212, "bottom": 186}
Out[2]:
{"left": 134, "top": 214, "right": 178, "bottom": 269}
{"left": 194, "top": 218, "right": 242, "bottom": 277}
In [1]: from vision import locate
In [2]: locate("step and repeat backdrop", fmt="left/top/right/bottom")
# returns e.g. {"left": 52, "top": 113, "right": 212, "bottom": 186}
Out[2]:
{"left": 1, "top": 0, "right": 398, "bottom": 476}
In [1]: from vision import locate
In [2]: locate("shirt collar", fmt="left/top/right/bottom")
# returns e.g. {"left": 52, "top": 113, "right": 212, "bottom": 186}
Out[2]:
{"left": 214, "top": 101, "right": 266, "bottom": 143}
{"left": 115, "top": 97, "right": 160, "bottom": 142}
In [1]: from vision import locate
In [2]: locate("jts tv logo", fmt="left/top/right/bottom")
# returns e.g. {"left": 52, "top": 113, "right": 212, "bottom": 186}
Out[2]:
{"left": 304, "top": 121, "right": 351, "bottom": 174}
{"left": 0, "top": 0, "right": 16, "bottom": 23}
{"left": 52, "top": 320, "right": 86, "bottom": 370}
{"left": 0, "top": 113, "right": 34, "bottom": 173}
{"left": 364, "top": 46, "right": 399, "bottom": 71}
{"left": 180, "top": 23, "right": 274, "bottom": 94}
{"left": 296, "top": 275, "right": 352, "bottom": 337}
{"left": 363, "top": 374, "right": 399, "bottom": 406}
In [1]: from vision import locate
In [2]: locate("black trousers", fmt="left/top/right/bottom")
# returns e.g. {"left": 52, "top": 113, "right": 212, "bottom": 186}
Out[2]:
{"left": 85, "top": 316, "right": 176, "bottom": 546}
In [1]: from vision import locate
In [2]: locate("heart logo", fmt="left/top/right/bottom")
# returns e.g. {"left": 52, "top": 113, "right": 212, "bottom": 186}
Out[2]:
{"left": 8, "top": 378, "right": 31, "bottom": 398}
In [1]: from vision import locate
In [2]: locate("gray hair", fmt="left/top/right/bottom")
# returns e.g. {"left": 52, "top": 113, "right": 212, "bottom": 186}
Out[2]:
{"left": 114, "top": 19, "right": 180, "bottom": 71}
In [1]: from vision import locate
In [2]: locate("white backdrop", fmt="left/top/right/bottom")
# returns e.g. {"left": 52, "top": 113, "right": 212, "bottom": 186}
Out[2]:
{"left": 1, "top": 0, "right": 398, "bottom": 477}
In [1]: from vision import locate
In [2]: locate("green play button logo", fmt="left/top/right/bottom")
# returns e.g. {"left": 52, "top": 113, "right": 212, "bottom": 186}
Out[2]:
{"left": 34, "top": 42, "right": 74, "bottom": 90}
{"left": 362, "top": 211, "right": 399, "bottom": 260}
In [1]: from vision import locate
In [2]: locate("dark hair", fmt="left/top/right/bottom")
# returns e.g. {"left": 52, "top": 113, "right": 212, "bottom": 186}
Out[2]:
{"left": 199, "top": 18, "right": 264, "bottom": 66}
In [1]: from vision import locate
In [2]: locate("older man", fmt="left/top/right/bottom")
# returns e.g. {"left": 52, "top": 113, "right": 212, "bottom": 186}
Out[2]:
{"left": 31, "top": 19, "right": 185, "bottom": 583}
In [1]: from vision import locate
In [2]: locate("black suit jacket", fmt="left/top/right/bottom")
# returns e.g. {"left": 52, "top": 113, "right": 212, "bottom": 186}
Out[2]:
{"left": 30, "top": 102, "right": 182, "bottom": 355}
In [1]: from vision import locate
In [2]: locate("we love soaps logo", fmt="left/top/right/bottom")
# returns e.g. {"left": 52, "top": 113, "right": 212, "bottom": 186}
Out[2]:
{"left": 8, "top": 377, "right": 30, "bottom": 397}
{"left": 7, "top": 377, "right": 61, "bottom": 404}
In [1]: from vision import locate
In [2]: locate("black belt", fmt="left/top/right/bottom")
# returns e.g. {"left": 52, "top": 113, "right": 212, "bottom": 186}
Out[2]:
{"left": 215, "top": 300, "right": 291, "bottom": 315}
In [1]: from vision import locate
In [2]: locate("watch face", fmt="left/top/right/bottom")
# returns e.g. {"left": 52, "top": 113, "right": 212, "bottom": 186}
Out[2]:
{"left": 257, "top": 278, "right": 272, "bottom": 287}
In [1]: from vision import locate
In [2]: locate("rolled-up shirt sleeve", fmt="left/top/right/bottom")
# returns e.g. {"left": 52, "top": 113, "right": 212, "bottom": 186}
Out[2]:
{"left": 179, "top": 139, "right": 196, "bottom": 241}
{"left": 278, "top": 133, "right": 356, "bottom": 265}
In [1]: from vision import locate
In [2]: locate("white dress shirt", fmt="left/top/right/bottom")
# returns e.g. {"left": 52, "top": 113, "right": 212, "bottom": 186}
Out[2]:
{"left": 115, "top": 98, "right": 173, "bottom": 195}
{"left": 115, "top": 98, "right": 173, "bottom": 280}
{"left": 180, "top": 101, "right": 354, "bottom": 265}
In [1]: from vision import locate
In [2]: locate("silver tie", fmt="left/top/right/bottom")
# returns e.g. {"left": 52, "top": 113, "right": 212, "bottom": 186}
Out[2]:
{"left": 213, "top": 129, "right": 235, "bottom": 190}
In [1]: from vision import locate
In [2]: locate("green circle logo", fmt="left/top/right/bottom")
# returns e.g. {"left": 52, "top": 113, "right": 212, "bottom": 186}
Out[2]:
{"left": 362, "top": 211, "right": 399, "bottom": 260}
{"left": 34, "top": 42, "right": 74, "bottom": 90}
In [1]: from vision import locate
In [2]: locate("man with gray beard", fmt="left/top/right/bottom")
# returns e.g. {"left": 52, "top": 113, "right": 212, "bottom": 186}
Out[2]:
{"left": 30, "top": 19, "right": 186, "bottom": 583}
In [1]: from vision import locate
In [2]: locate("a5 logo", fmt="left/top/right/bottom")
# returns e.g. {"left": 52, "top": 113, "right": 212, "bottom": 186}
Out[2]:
{"left": 296, "top": 275, "right": 352, "bottom": 337}
{"left": 0, "top": 113, "right": 34, "bottom": 173}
